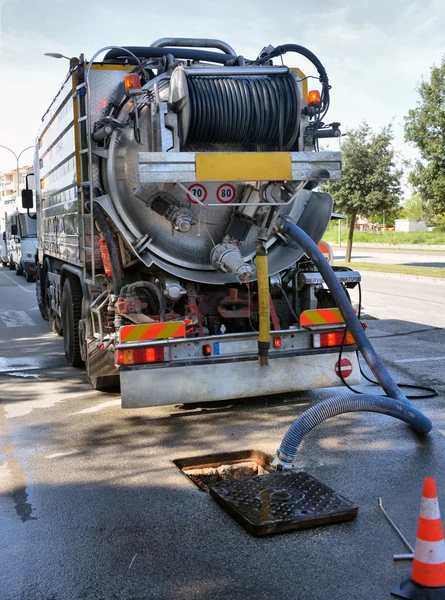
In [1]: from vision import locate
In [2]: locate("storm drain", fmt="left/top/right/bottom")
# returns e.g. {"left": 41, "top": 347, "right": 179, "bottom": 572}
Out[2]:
{"left": 174, "top": 450, "right": 272, "bottom": 492}
{"left": 209, "top": 470, "right": 358, "bottom": 536}
{"left": 175, "top": 451, "right": 358, "bottom": 536}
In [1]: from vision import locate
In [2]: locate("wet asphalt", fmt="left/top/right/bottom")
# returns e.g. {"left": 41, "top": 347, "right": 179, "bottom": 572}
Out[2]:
{"left": 1, "top": 266, "right": 445, "bottom": 600}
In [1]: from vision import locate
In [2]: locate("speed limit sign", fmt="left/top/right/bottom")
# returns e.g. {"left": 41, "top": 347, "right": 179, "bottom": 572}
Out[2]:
{"left": 187, "top": 184, "right": 207, "bottom": 204}
{"left": 216, "top": 183, "right": 236, "bottom": 204}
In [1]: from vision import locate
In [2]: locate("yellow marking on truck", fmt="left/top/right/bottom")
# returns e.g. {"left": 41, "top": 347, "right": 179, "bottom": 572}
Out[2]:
{"left": 195, "top": 152, "right": 292, "bottom": 182}
{"left": 300, "top": 308, "right": 345, "bottom": 326}
{"left": 120, "top": 322, "right": 186, "bottom": 342}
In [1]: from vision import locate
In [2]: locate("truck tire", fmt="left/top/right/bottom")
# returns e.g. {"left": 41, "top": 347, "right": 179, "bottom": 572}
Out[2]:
{"left": 1, "top": 261, "right": 7, "bottom": 267}
{"left": 36, "top": 264, "right": 48, "bottom": 320}
{"left": 43, "top": 259, "right": 62, "bottom": 334}
{"left": 16, "top": 262, "right": 24, "bottom": 276}
{"left": 62, "top": 277, "right": 84, "bottom": 368}
{"left": 25, "top": 272, "right": 34, "bottom": 283}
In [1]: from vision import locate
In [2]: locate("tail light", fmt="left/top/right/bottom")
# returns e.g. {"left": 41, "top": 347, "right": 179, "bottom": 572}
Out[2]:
{"left": 273, "top": 336, "right": 281, "bottom": 349}
{"left": 202, "top": 344, "right": 212, "bottom": 357}
{"left": 313, "top": 331, "right": 355, "bottom": 348}
{"left": 116, "top": 346, "right": 165, "bottom": 366}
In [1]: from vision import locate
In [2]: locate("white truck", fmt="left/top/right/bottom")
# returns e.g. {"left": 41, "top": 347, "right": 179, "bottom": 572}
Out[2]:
{"left": 7, "top": 212, "right": 38, "bottom": 281}
{"left": 24, "top": 38, "right": 361, "bottom": 406}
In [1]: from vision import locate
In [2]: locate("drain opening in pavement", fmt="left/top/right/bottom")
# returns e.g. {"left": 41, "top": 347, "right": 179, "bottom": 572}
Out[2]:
{"left": 174, "top": 450, "right": 358, "bottom": 536}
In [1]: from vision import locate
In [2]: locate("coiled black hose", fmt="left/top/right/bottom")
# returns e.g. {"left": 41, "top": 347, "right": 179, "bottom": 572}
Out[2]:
{"left": 186, "top": 74, "right": 300, "bottom": 148}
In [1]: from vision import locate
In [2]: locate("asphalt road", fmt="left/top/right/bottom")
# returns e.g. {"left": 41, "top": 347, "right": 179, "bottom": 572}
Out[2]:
{"left": 1, "top": 266, "right": 445, "bottom": 600}
{"left": 334, "top": 247, "right": 445, "bottom": 268}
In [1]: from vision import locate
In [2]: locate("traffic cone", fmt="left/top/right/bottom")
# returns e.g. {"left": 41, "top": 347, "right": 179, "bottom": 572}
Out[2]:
{"left": 392, "top": 478, "right": 445, "bottom": 599}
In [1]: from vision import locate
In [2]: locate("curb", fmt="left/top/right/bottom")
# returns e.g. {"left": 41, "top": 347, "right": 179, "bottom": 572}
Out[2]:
{"left": 358, "top": 271, "right": 445, "bottom": 285}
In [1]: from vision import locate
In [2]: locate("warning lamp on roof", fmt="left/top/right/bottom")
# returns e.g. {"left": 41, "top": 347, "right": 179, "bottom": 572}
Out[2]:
{"left": 308, "top": 90, "right": 321, "bottom": 105}
{"left": 124, "top": 73, "right": 142, "bottom": 95}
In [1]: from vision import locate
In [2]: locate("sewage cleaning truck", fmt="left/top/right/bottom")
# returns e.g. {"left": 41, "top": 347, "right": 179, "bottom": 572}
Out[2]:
{"left": 24, "top": 37, "right": 361, "bottom": 406}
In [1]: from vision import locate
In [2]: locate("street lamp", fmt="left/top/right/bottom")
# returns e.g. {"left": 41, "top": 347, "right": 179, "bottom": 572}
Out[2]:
{"left": 0, "top": 145, "right": 34, "bottom": 203}
{"left": 44, "top": 52, "right": 80, "bottom": 69}
{"left": 44, "top": 52, "right": 71, "bottom": 60}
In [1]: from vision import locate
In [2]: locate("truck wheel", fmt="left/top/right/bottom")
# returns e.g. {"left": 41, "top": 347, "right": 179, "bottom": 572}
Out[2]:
{"left": 36, "top": 264, "right": 48, "bottom": 320}
{"left": 16, "top": 263, "right": 23, "bottom": 276}
{"left": 43, "top": 259, "right": 62, "bottom": 334}
{"left": 1, "top": 261, "right": 7, "bottom": 267}
{"left": 62, "top": 277, "right": 84, "bottom": 368}
{"left": 25, "top": 272, "right": 34, "bottom": 283}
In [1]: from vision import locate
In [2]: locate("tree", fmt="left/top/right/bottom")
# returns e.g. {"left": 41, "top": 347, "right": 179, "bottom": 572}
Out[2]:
{"left": 324, "top": 122, "right": 402, "bottom": 261}
{"left": 405, "top": 58, "right": 445, "bottom": 220}
{"left": 403, "top": 193, "right": 426, "bottom": 222}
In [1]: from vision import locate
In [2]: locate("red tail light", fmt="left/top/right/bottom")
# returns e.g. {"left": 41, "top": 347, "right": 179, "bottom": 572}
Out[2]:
{"left": 315, "top": 331, "right": 355, "bottom": 348}
{"left": 273, "top": 337, "right": 281, "bottom": 349}
{"left": 116, "top": 346, "right": 165, "bottom": 366}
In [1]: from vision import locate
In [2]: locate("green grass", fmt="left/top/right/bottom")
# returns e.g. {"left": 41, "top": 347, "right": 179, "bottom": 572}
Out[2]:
{"left": 336, "top": 261, "right": 445, "bottom": 278}
{"left": 323, "top": 227, "right": 445, "bottom": 246}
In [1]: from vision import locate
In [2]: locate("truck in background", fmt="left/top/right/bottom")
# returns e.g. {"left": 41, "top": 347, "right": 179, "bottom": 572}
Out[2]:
{"left": 24, "top": 38, "right": 361, "bottom": 405}
{"left": 8, "top": 211, "right": 38, "bottom": 281}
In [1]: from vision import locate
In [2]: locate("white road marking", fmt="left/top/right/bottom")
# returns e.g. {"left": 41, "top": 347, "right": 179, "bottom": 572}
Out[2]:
{"left": 73, "top": 399, "right": 120, "bottom": 414}
{"left": 0, "top": 309, "right": 37, "bottom": 328}
{"left": 0, "top": 270, "right": 34, "bottom": 293}
{"left": 394, "top": 356, "right": 445, "bottom": 364}
{"left": 45, "top": 449, "right": 82, "bottom": 459}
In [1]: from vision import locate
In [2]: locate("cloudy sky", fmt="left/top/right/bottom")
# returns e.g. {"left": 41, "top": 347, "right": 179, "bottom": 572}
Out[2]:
{"left": 1, "top": 0, "right": 444, "bottom": 175}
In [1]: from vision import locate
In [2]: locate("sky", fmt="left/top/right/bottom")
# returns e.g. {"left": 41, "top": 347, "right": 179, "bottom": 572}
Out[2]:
{"left": 1, "top": 0, "right": 444, "bottom": 183}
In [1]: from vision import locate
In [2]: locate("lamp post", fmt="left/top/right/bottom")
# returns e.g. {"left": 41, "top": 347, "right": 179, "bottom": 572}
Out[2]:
{"left": 0, "top": 145, "right": 34, "bottom": 204}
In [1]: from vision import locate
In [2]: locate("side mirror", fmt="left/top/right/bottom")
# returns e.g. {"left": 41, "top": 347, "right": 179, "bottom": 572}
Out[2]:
{"left": 22, "top": 189, "right": 34, "bottom": 209}
{"left": 11, "top": 224, "right": 18, "bottom": 236}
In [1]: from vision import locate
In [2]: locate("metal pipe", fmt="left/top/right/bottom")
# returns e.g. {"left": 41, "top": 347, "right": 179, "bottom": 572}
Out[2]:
{"left": 256, "top": 242, "right": 270, "bottom": 366}
{"left": 378, "top": 497, "right": 415, "bottom": 554}
{"left": 182, "top": 67, "right": 289, "bottom": 76}
{"left": 150, "top": 37, "right": 237, "bottom": 56}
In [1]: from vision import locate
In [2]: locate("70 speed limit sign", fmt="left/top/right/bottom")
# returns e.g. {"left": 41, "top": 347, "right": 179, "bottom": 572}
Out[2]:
{"left": 216, "top": 183, "right": 236, "bottom": 204}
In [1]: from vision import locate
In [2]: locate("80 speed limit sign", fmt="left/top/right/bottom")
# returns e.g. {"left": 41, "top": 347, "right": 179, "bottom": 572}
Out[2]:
{"left": 216, "top": 183, "right": 236, "bottom": 204}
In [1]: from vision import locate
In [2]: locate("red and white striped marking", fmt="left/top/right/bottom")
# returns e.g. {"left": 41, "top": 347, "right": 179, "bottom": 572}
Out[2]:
{"left": 411, "top": 477, "right": 445, "bottom": 587}
{"left": 335, "top": 358, "right": 353, "bottom": 379}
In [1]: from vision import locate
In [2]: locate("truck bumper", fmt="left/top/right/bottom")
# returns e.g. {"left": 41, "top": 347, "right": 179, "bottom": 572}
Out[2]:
{"left": 23, "top": 261, "right": 36, "bottom": 276}
{"left": 120, "top": 350, "right": 360, "bottom": 408}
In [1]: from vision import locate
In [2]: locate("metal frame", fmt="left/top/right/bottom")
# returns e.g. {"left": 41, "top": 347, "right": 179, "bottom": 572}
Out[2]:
{"left": 150, "top": 37, "right": 237, "bottom": 56}
{"left": 84, "top": 46, "right": 142, "bottom": 286}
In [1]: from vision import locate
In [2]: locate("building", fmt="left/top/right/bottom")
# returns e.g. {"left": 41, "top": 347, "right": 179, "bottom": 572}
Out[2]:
{"left": 394, "top": 219, "right": 427, "bottom": 232}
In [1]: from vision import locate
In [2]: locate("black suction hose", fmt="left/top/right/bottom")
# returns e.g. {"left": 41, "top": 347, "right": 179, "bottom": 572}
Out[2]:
{"left": 103, "top": 46, "right": 235, "bottom": 65}
{"left": 275, "top": 219, "right": 432, "bottom": 466}
{"left": 93, "top": 204, "right": 123, "bottom": 296}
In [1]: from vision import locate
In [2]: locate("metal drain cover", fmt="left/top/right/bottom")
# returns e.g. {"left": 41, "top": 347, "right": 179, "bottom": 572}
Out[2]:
{"left": 209, "top": 470, "right": 358, "bottom": 536}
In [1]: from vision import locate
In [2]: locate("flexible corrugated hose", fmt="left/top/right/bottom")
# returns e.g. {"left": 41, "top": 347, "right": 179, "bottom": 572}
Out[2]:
{"left": 275, "top": 219, "right": 432, "bottom": 466}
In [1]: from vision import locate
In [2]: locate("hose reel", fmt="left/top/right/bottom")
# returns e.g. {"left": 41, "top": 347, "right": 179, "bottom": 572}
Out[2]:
{"left": 169, "top": 67, "right": 301, "bottom": 149}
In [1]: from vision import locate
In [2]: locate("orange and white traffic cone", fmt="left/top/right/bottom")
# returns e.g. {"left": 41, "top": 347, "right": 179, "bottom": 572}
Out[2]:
{"left": 392, "top": 477, "right": 445, "bottom": 599}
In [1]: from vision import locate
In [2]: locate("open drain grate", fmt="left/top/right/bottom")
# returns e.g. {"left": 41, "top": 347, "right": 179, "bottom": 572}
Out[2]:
{"left": 209, "top": 470, "right": 358, "bottom": 536}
